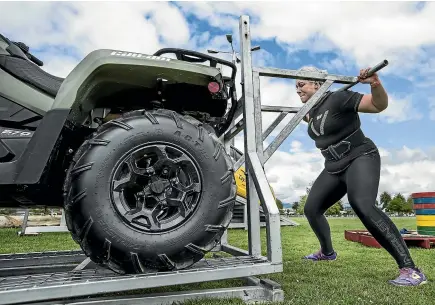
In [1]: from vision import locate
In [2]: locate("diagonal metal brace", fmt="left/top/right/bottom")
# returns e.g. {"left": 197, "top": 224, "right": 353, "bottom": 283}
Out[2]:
{"left": 224, "top": 119, "right": 244, "bottom": 142}
{"left": 231, "top": 112, "right": 288, "bottom": 171}
{"left": 262, "top": 80, "right": 334, "bottom": 162}
{"left": 231, "top": 112, "right": 286, "bottom": 171}
{"left": 224, "top": 107, "right": 296, "bottom": 145}
{"left": 262, "top": 112, "right": 288, "bottom": 141}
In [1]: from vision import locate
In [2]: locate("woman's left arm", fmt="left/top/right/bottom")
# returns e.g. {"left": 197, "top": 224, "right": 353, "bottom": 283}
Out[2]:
{"left": 357, "top": 67, "right": 389, "bottom": 113}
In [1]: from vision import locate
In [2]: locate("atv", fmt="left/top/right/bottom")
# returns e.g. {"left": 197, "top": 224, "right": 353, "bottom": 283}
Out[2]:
{"left": 0, "top": 33, "right": 242, "bottom": 274}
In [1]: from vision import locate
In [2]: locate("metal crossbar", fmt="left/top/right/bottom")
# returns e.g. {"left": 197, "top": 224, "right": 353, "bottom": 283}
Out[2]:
{"left": 0, "top": 14, "right": 388, "bottom": 305}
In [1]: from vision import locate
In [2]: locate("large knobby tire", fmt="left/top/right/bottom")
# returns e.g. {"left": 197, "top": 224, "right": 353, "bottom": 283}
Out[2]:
{"left": 63, "top": 109, "right": 236, "bottom": 274}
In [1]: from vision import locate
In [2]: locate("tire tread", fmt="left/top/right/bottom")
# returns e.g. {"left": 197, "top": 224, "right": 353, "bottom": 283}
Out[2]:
{"left": 64, "top": 109, "right": 236, "bottom": 274}
{"left": 70, "top": 162, "right": 93, "bottom": 177}
{"left": 108, "top": 120, "right": 133, "bottom": 130}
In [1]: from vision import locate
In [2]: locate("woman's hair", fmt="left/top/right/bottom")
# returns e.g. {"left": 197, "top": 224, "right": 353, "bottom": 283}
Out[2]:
{"left": 297, "top": 65, "right": 328, "bottom": 87}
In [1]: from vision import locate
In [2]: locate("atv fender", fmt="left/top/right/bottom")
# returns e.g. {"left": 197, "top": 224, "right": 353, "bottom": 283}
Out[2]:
{"left": 53, "top": 49, "right": 223, "bottom": 124}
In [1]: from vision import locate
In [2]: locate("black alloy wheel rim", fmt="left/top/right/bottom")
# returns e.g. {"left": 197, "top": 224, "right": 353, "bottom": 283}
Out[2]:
{"left": 110, "top": 143, "right": 202, "bottom": 233}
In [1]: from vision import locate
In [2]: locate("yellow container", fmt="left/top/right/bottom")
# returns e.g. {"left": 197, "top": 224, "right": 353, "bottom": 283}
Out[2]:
{"left": 234, "top": 166, "right": 276, "bottom": 201}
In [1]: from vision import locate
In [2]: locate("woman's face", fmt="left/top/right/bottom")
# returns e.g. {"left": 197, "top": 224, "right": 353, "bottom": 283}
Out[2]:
{"left": 295, "top": 80, "right": 319, "bottom": 103}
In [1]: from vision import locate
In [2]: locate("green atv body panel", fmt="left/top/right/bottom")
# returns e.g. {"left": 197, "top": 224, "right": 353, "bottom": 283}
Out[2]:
{"left": 54, "top": 49, "right": 225, "bottom": 123}
{"left": 0, "top": 67, "right": 55, "bottom": 115}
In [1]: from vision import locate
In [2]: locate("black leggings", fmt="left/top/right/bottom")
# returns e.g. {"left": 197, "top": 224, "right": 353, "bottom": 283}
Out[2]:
{"left": 304, "top": 150, "right": 415, "bottom": 269}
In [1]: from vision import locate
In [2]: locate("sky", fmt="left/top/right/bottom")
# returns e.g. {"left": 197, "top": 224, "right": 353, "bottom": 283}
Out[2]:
{"left": 1, "top": 1, "right": 435, "bottom": 205}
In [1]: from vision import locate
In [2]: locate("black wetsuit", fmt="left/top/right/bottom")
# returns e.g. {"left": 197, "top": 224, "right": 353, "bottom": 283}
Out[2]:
{"left": 304, "top": 90, "right": 415, "bottom": 269}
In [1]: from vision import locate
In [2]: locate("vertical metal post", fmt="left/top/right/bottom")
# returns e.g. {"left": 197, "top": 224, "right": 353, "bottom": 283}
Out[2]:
{"left": 19, "top": 209, "right": 29, "bottom": 236}
{"left": 239, "top": 15, "right": 282, "bottom": 265}
{"left": 60, "top": 209, "right": 66, "bottom": 226}
{"left": 253, "top": 71, "right": 263, "bottom": 162}
{"left": 219, "top": 231, "right": 228, "bottom": 248}
{"left": 239, "top": 15, "right": 262, "bottom": 257}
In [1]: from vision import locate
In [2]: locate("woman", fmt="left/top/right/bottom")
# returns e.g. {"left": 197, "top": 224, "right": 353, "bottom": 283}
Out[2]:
{"left": 298, "top": 66, "right": 427, "bottom": 286}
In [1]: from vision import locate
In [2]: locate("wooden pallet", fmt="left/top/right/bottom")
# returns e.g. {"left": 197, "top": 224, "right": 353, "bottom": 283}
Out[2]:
{"left": 344, "top": 229, "right": 435, "bottom": 249}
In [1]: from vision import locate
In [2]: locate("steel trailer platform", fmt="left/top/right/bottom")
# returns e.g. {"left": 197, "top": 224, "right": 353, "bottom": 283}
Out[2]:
{"left": 0, "top": 249, "right": 283, "bottom": 305}
{"left": 0, "top": 14, "right": 388, "bottom": 305}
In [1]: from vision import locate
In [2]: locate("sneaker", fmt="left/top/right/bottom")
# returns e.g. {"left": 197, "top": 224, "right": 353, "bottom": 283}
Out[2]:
{"left": 303, "top": 249, "right": 337, "bottom": 261}
{"left": 389, "top": 267, "right": 428, "bottom": 286}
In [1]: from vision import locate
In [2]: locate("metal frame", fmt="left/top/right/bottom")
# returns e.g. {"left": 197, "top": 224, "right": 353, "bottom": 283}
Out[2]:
{"left": 17, "top": 209, "right": 69, "bottom": 236}
{"left": 0, "top": 14, "right": 388, "bottom": 305}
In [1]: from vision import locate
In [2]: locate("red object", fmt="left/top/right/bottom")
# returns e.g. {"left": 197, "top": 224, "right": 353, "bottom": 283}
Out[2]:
{"left": 414, "top": 203, "right": 435, "bottom": 209}
{"left": 344, "top": 230, "right": 434, "bottom": 249}
{"left": 411, "top": 192, "right": 435, "bottom": 198}
{"left": 208, "top": 82, "right": 220, "bottom": 93}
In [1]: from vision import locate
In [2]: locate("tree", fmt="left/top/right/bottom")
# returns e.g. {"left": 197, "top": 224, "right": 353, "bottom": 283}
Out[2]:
{"left": 395, "top": 193, "right": 406, "bottom": 202}
{"left": 402, "top": 196, "right": 414, "bottom": 214}
{"left": 380, "top": 191, "right": 392, "bottom": 210}
{"left": 386, "top": 193, "right": 407, "bottom": 214}
{"left": 275, "top": 198, "right": 283, "bottom": 210}
{"left": 386, "top": 198, "right": 402, "bottom": 213}
{"left": 292, "top": 201, "right": 299, "bottom": 212}
{"left": 295, "top": 180, "right": 314, "bottom": 215}
{"left": 325, "top": 200, "right": 344, "bottom": 216}
{"left": 296, "top": 195, "right": 307, "bottom": 215}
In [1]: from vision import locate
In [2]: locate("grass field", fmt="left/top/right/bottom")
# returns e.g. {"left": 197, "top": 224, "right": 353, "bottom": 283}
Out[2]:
{"left": 0, "top": 217, "right": 433, "bottom": 305}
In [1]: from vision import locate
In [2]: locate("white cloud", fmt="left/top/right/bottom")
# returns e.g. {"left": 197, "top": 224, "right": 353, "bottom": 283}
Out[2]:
{"left": 372, "top": 94, "right": 423, "bottom": 123}
{"left": 319, "top": 56, "right": 357, "bottom": 74}
{"left": 289, "top": 140, "right": 303, "bottom": 153}
{"left": 378, "top": 146, "right": 435, "bottom": 198}
{"left": 147, "top": 2, "right": 190, "bottom": 46}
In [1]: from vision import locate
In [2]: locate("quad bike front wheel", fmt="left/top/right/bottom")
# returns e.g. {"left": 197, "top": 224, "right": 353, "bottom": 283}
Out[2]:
{"left": 63, "top": 109, "right": 236, "bottom": 274}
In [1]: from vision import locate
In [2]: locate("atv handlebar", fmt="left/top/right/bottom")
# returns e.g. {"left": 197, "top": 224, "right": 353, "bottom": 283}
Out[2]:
{"left": 12, "top": 41, "right": 44, "bottom": 67}
{"left": 26, "top": 52, "right": 43, "bottom": 66}
{"left": 154, "top": 48, "right": 237, "bottom": 82}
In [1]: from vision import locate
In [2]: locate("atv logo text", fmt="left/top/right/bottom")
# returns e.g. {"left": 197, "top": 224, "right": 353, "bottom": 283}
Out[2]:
{"left": 0, "top": 129, "right": 33, "bottom": 137}
{"left": 110, "top": 51, "right": 171, "bottom": 61}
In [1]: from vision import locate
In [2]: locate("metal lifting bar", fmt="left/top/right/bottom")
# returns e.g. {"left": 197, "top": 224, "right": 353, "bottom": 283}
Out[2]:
{"left": 0, "top": 14, "right": 388, "bottom": 305}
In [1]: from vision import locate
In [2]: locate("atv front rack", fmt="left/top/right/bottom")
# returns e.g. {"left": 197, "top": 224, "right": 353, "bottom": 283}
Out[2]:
{"left": 0, "top": 14, "right": 388, "bottom": 305}
{"left": 153, "top": 47, "right": 237, "bottom": 81}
